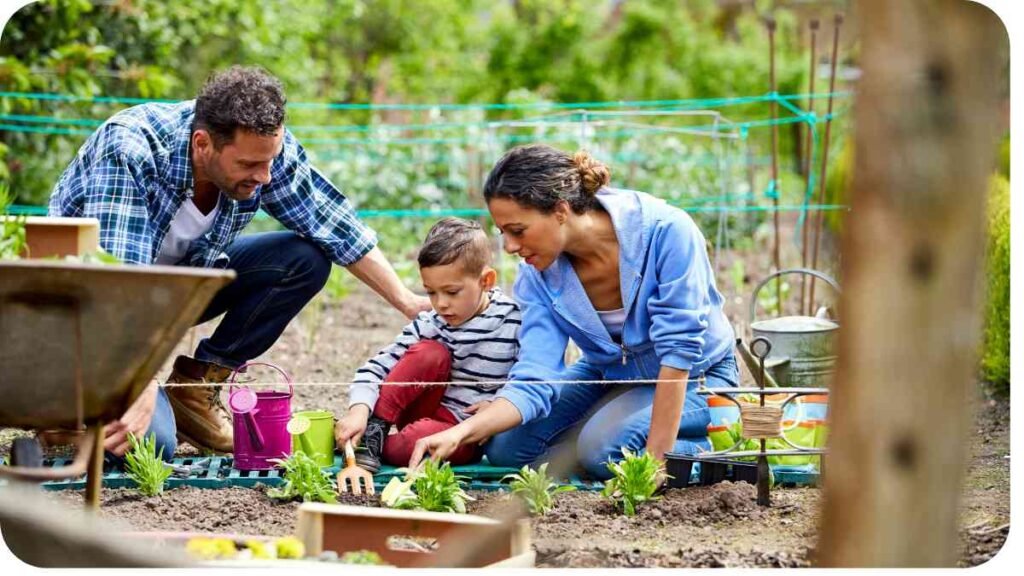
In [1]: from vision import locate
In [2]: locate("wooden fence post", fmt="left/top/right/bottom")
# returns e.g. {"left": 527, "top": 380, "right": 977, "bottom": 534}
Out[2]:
{"left": 817, "top": 0, "right": 1006, "bottom": 567}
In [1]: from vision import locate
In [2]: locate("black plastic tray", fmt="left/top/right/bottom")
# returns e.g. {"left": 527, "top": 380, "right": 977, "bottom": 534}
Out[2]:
{"left": 664, "top": 453, "right": 760, "bottom": 488}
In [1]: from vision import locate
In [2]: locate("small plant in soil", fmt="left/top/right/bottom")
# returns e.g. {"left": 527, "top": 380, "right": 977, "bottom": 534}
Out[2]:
{"left": 340, "top": 550, "right": 386, "bottom": 565}
{"left": 601, "top": 448, "right": 667, "bottom": 517}
{"left": 502, "top": 462, "right": 575, "bottom": 516}
{"left": 381, "top": 459, "right": 473, "bottom": 513}
{"left": 124, "top": 432, "right": 172, "bottom": 497}
{"left": 268, "top": 450, "right": 337, "bottom": 503}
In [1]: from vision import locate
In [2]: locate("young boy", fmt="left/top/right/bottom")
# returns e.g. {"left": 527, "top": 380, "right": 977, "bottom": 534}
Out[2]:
{"left": 334, "top": 217, "right": 521, "bottom": 472}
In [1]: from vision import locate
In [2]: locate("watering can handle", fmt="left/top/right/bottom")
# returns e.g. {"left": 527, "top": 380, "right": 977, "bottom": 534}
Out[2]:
{"left": 227, "top": 362, "right": 294, "bottom": 397}
{"left": 749, "top": 268, "right": 841, "bottom": 325}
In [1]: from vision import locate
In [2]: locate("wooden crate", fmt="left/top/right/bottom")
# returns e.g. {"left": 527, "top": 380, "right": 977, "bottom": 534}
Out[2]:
{"left": 2, "top": 216, "right": 100, "bottom": 259}
{"left": 295, "top": 503, "right": 534, "bottom": 568}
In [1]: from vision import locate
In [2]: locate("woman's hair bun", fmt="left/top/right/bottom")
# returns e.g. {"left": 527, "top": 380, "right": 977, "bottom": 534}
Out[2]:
{"left": 572, "top": 150, "right": 611, "bottom": 197}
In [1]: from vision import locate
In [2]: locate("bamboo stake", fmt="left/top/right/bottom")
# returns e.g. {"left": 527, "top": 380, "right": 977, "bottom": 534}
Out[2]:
{"left": 808, "top": 14, "right": 843, "bottom": 311}
{"left": 800, "top": 19, "right": 820, "bottom": 315}
{"left": 767, "top": 18, "right": 781, "bottom": 312}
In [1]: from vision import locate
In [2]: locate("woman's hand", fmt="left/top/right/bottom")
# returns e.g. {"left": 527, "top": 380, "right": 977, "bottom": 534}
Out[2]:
{"left": 335, "top": 404, "right": 371, "bottom": 447}
{"left": 462, "top": 400, "right": 492, "bottom": 415}
{"left": 409, "top": 425, "right": 469, "bottom": 469}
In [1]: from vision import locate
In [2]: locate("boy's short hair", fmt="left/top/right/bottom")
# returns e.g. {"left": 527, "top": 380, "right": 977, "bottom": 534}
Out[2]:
{"left": 417, "top": 217, "right": 492, "bottom": 274}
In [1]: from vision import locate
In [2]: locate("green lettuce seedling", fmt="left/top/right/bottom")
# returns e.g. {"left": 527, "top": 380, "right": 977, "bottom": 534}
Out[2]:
{"left": 601, "top": 447, "right": 668, "bottom": 516}
{"left": 502, "top": 462, "right": 575, "bottom": 516}
{"left": 268, "top": 451, "right": 337, "bottom": 503}
{"left": 381, "top": 459, "right": 473, "bottom": 513}
{"left": 124, "top": 432, "right": 173, "bottom": 497}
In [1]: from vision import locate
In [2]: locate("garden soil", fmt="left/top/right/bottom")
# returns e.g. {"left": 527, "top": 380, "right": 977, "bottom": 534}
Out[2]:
{"left": 1, "top": 230, "right": 1011, "bottom": 567}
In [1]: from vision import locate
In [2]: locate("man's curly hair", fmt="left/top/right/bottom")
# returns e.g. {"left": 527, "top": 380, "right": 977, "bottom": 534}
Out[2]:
{"left": 193, "top": 66, "right": 286, "bottom": 148}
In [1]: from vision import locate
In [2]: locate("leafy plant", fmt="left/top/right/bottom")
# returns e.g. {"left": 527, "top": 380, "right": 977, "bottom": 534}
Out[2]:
{"left": 601, "top": 448, "right": 667, "bottom": 517}
{"left": 380, "top": 459, "right": 473, "bottom": 513}
{"left": 267, "top": 450, "right": 337, "bottom": 503}
{"left": 340, "top": 550, "right": 386, "bottom": 565}
{"left": 124, "top": 432, "right": 173, "bottom": 497}
{"left": 501, "top": 462, "right": 575, "bottom": 516}
{"left": 982, "top": 175, "right": 1009, "bottom": 395}
{"left": 0, "top": 184, "right": 28, "bottom": 260}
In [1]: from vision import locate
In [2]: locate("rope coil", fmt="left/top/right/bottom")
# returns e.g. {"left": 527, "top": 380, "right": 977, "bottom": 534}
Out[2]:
{"left": 740, "top": 405, "right": 784, "bottom": 439}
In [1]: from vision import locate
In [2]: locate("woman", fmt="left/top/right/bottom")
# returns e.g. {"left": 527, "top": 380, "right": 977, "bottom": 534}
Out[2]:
{"left": 409, "top": 144, "right": 738, "bottom": 479}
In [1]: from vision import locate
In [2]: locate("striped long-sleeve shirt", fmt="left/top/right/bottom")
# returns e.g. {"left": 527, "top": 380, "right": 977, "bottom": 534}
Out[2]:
{"left": 348, "top": 288, "right": 521, "bottom": 421}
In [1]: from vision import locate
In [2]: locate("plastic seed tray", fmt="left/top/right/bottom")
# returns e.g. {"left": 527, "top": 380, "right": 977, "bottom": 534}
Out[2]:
{"left": 37, "top": 455, "right": 606, "bottom": 492}
{"left": 665, "top": 453, "right": 820, "bottom": 488}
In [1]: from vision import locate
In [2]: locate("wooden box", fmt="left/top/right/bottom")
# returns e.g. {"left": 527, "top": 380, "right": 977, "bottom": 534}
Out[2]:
{"left": 2, "top": 216, "right": 100, "bottom": 259}
{"left": 294, "top": 503, "right": 534, "bottom": 568}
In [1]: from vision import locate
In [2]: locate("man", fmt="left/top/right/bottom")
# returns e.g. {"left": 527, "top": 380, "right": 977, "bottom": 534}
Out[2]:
{"left": 48, "top": 66, "right": 430, "bottom": 458}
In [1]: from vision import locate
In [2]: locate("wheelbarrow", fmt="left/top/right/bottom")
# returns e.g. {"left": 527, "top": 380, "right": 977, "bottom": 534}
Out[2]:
{"left": 0, "top": 260, "right": 234, "bottom": 507}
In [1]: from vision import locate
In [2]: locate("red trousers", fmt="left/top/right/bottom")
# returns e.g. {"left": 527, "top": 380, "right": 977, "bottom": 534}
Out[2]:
{"left": 373, "top": 340, "right": 481, "bottom": 466}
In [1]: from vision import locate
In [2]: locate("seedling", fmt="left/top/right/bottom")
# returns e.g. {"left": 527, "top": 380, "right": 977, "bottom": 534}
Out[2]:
{"left": 268, "top": 450, "right": 337, "bottom": 503}
{"left": 381, "top": 459, "right": 474, "bottom": 513}
{"left": 601, "top": 448, "right": 668, "bottom": 516}
{"left": 124, "top": 432, "right": 172, "bottom": 497}
{"left": 501, "top": 462, "right": 575, "bottom": 516}
{"left": 340, "top": 550, "right": 386, "bottom": 565}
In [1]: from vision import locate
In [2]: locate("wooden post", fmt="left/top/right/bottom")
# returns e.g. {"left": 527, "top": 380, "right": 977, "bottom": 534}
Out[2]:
{"left": 817, "top": 0, "right": 1005, "bottom": 567}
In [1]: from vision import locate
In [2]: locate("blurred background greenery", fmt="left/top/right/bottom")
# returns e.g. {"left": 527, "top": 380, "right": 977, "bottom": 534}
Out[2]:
{"left": 0, "top": 0, "right": 1008, "bottom": 393}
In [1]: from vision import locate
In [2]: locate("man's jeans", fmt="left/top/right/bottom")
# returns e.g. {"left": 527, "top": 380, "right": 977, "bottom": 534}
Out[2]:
{"left": 484, "top": 352, "right": 740, "bottom": 479}
{"left": 127, "top": 232, "right": 331, "bottom": 462}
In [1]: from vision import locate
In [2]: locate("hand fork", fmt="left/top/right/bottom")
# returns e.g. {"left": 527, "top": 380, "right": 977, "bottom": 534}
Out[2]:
{"left": 337, "top": 439, "right": 375, "bottom": 495}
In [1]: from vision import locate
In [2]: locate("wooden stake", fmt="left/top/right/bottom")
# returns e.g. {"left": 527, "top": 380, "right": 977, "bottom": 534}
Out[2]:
{"left": 817, "top": 1, "right": 1005, "bottom": 567}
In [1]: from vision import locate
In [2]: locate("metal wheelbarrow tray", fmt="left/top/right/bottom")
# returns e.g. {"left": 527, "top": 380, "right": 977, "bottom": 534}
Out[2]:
{"left": 0, "top": 260, "right": 234, "bottom": 499}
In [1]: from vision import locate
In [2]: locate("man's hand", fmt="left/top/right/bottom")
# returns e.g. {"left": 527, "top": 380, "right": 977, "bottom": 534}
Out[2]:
{"left": 408, "top": 425, "right": 468, "bottom": 470}
{"left": 462, "top": 400, "right": 492, "bottom": 415}
{"left": 335, "top": 404, "right": 371, "bottom": 447}
{"left": 403, "top": 294, "right": 432, "bottom": 320}
{"left": 104, "top": 381, "right": 159, "bottom": 456}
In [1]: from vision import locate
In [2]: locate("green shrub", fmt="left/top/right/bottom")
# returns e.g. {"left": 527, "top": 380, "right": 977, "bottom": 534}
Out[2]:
{"left": 981, "top": 174, "right": 1010, "bottom": 394}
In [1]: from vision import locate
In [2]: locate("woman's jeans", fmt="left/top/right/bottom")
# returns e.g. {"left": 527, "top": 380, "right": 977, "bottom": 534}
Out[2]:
{"left": 484, "top": 352, "right": 740, "bottom": 479}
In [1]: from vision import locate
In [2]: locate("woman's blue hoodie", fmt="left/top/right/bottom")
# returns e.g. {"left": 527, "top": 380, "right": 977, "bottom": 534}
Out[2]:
{"left": 496, "top": 187, "right": 735, "bottom": 424}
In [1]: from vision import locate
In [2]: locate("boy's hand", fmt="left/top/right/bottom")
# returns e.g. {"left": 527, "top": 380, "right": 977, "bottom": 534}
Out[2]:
{"left": 335, "top": 404, "right": 371, "bottom": 447}
{"left": 463, "top": 400, "right": 492, "bottom": 415}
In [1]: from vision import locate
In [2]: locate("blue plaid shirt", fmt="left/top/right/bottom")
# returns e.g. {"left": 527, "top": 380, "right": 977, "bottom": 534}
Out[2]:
{"left": 49, "top": 101, "right": 377, "bottom": 268}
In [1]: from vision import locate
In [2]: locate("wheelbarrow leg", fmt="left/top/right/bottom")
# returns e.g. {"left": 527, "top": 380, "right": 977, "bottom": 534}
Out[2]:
{"left": 85, "top": 423, "right": 104, "bottom": 509}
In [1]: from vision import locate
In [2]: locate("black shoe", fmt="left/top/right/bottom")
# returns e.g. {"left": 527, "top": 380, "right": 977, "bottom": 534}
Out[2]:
{"left": 355, "top": 416, "right": 388, "bottom": 474}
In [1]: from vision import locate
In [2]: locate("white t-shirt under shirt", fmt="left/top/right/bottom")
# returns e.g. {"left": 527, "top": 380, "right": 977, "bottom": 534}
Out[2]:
{"left": 155, "top": 196, "right": 220, "bottom": 265}
{"left": 597, "top": 307, "right": 626, "bottom": 341}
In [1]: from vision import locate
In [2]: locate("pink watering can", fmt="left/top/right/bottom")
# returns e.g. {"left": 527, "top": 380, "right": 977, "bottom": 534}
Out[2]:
{"left": 228, "top": 362, "right": 294, "bottom": 471}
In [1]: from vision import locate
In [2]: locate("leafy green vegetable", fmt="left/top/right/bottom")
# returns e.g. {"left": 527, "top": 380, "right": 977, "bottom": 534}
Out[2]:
{"left": 501, "top": 462, "right": 575, "bottom": 516}
{"left": 124, "top": 432, "right": 173, "bottom": 497}
{"left": 601, "top": 448, "right": 668, "bottom": 516}
{"left": 340, "top": 550, "right": 386, "bottom": 565}
{"left": 267, "top": 450, "right": 337, "bottom": 503}
{"left": 382, "top": 459, "right": 473, "bottom": 513}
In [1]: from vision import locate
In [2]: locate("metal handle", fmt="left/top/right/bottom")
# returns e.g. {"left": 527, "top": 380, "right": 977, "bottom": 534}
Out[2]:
{"left": 749, "top": 268, "right": 841, "bottom": 325}
{"left": 228, "top": 362, "right": 294, "bottom": 397}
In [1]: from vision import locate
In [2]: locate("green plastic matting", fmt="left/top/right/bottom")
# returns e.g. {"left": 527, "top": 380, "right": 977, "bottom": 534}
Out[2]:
{"left": 36, "top": 455, "right": 606, "bottom": 492}
{"left": 32, "top": 456, "right": 818, "bottom": 492}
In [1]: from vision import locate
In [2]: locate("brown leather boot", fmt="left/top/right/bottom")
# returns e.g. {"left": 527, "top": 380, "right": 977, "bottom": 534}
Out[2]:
{"left": 166, "top": 355, "right": 235, "bottom": 453}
